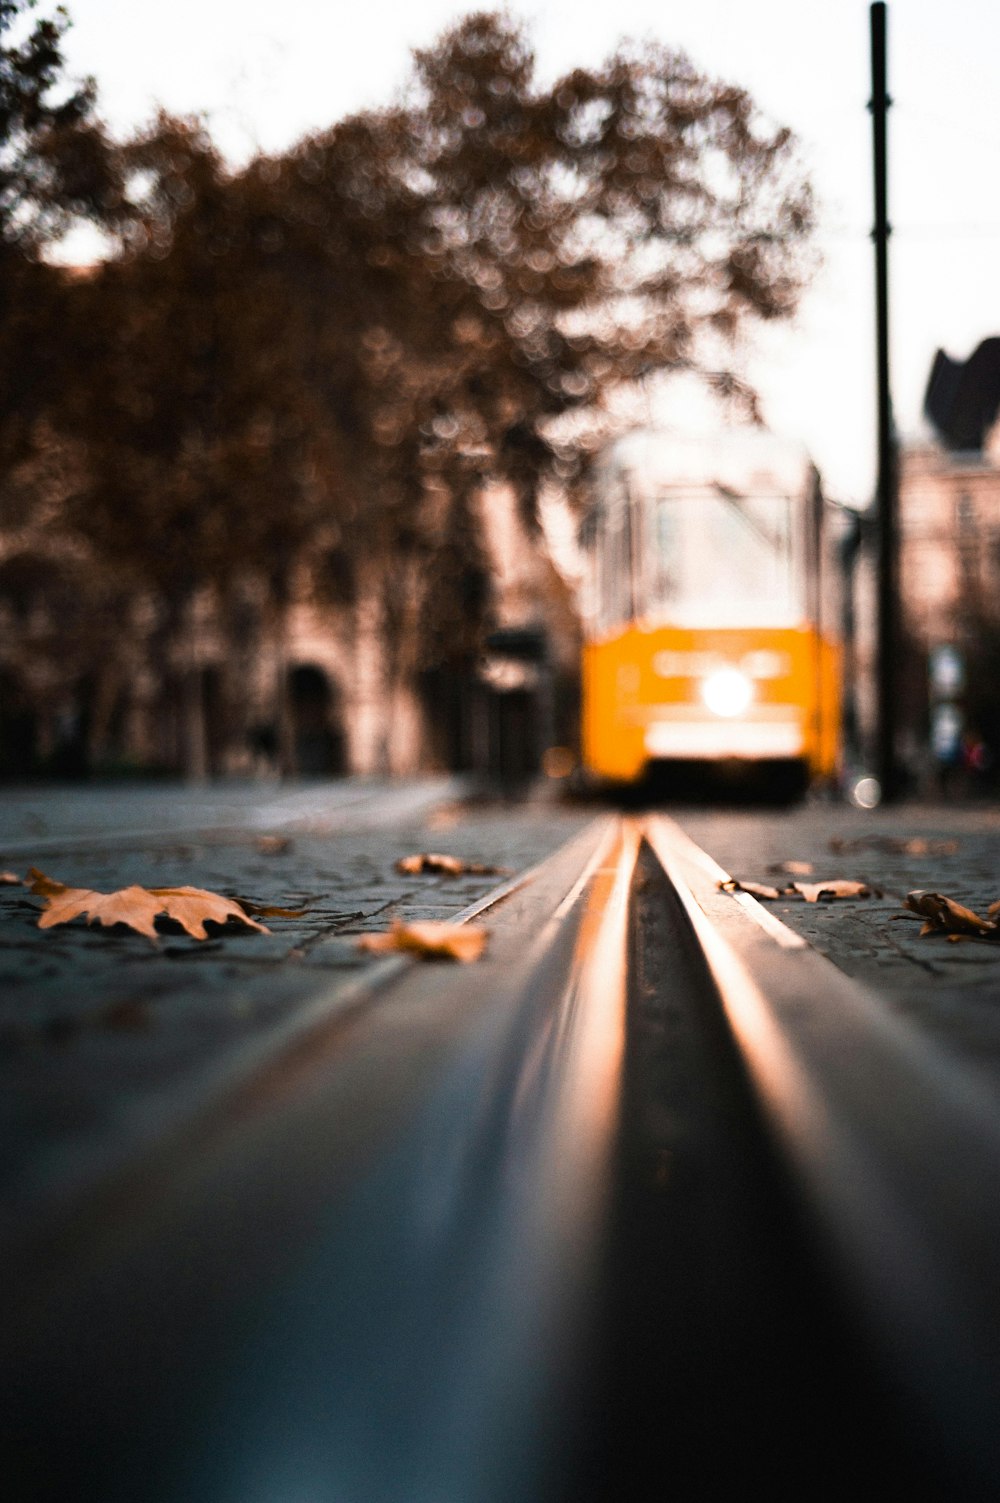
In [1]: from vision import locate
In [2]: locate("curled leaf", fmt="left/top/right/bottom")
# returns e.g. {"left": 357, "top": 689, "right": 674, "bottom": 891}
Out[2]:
{"left": 236, "top": 897, "right": 309, "bottom": 918}
{"left": 791, "top": 879, "right": 878, "bottom": 903}
{"left": 395, "top": 853, "right": 508, "bottom": 877}
{"left": 28, "top": 869, "right": 269, "bottom": 942}
{"left": 357, "top": 919, "right": 488, "bottom": 963}
{"left": 718, "top": 878, "right": 784, "bottom": 900}
{"left": 904, "top": 890, "right": 997, "bottom": 937}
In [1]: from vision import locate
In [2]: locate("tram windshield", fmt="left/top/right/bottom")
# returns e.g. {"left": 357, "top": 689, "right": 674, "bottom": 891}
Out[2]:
{"left": 646, "top": 490, "right": 803, "bottom": 627}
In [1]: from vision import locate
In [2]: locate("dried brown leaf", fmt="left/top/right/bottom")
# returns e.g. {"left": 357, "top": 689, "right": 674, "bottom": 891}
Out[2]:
{"left": 145, "top": 886, "right": 269, "bottom": 939}
{"left": 36, "top": 882, "right": 163, "bottom": 939}
{"left": 28, "top": 869, "right": 269, "bottom": 942}
{"left": 395, "top": 852, "right": 508, "bottom": 877}
{"left": 791, "top": 879, "right": 878, "bottom": 903}
{"left": 717, "top": 878, "right": 784, "bottom": 900}
{"left": 903, "top": 890, "right": 997, "bottom": 937}
{"left": 396, "top": 852, "right": 463, "bottom": 875}
{"left": 357, "top": 919, "right": 488, "bottom": 963}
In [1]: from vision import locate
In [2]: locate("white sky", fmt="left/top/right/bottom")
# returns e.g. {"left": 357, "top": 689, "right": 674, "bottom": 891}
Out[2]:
{"left": 57, "top": 0, "right": 1000, "bottom": 504}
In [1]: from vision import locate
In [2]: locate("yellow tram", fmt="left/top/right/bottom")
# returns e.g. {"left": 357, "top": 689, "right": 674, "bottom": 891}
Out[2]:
{"left": 580, "top": 428, "right": 841, "bottom": 794}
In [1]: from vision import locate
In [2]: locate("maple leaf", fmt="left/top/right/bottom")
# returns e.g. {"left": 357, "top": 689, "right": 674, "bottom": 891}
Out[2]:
{"left": 27, "top": 869, "right": 269, "bottom": 942}
{"left": 357, "top": 919, "right": 488, "bottom": 963}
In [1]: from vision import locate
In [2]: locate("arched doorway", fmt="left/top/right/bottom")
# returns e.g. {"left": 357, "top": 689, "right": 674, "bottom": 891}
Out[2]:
{"left": 288, "top": 665, "right": 346, "bottom": 775}
{"left": 0, "top": 670, "right": 39, "bottom": 777}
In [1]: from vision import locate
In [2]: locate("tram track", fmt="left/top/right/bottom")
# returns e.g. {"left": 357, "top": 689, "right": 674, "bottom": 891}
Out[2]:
{"left": 3, "top": 812, "right": 1000, "bottom": 1498}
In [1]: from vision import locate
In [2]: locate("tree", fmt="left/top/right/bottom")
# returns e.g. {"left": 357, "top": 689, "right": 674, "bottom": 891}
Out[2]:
{"left": 20, "top": 11, "right": 816, "bottom": 779}
{"left": 55, "top": 114, "right": 342, "bottom": 776}
{"left": 0, "top": 0, "right": 120, "bottom": 464}
{"left": 392, "top": 14, "right": 814, "bottom": 492}
{"left": 0, "top": 0, "right": 118, "bottom": 249}
{"left": 260, "top": 13, "right": 816, "bottom": 700}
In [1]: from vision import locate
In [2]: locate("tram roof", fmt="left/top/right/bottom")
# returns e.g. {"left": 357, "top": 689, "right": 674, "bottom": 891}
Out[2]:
{"left": 595, "top": 426, "right": 815, "bottom": 500}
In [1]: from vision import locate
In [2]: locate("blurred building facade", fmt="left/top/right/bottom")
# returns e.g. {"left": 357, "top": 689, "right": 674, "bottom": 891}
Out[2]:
{"left": 0, "top": 452, "right": 581, "bottom": 782}
{"left": 889, "top": 338, "right": 1000, "bottom": 789}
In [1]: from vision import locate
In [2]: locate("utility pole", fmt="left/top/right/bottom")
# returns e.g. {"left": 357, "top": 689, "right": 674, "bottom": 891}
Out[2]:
{"left": 870, "top": 1, "right": 899, "bottom": 799}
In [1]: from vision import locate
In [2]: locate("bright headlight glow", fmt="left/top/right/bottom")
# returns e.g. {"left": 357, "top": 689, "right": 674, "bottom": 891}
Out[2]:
{"left": 701, "top": 667, "right": 753, "bottom": 718}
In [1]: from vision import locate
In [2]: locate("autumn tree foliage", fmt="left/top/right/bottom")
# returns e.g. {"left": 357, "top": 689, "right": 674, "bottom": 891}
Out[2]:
{"left": 0, "top": 0, "right": 120, "bottom": 458}
{"left": 2, "top": 9, "right": 815, "bottom": 778}
{"left": 376, "top": 14, "right": 813, "bottom": 492}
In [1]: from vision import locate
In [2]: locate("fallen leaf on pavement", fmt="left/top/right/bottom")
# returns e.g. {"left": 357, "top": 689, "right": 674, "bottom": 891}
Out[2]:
{"left": 395, "top": 852, "right": 508, "bottom": 877}
{"left": 718, "top": 876, "right": 878, "bottom": 902}
{"left": 767, "top": 860, "right": 814, "bottom": 876}
{"left": 0, "top": 871, "right": 21, "bottom": 885}
{"left": 27, "top": 868, "right": 269, "bottom": 942}
{"left": 357, "top": 919, "right": 488, "bottom": 963}
{"left": 903, "top": 890, "right": 997, "bottom": 938}
{"left": 718, "top": 878, "right": 784, "bottom": 900}
{"left": 790, "top": 879, "right": 878, "bottom": 902}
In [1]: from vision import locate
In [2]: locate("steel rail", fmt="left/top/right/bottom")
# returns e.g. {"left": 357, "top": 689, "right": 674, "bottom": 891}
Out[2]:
{"left": 644, "top": 812, "right": 1000, "bottom": 1495}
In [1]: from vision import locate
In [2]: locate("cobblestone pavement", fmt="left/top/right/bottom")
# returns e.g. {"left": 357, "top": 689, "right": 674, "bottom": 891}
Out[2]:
{"left": 0, "top": 778, "right": 594, "bottom": 1233}
{"left": 671, "top": 798, "right": 1000, "bottom": 1091}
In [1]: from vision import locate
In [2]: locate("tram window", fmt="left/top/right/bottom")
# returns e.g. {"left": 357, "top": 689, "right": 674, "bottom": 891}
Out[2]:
{"left": 597, "top": 500, "right": 633, "bottom": 631}
{"left": 647, "top": 491, "right": 803, "bottom": 626}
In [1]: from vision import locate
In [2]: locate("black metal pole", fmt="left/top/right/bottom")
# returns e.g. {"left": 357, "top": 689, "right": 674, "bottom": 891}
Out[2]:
{"left": 871, "top": 2, "right": 899, "bottom": 799}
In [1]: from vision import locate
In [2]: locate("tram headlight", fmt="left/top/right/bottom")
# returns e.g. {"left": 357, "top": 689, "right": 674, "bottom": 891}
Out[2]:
{"left": 701, "top": 667, "right": 754, "bottom": 718}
